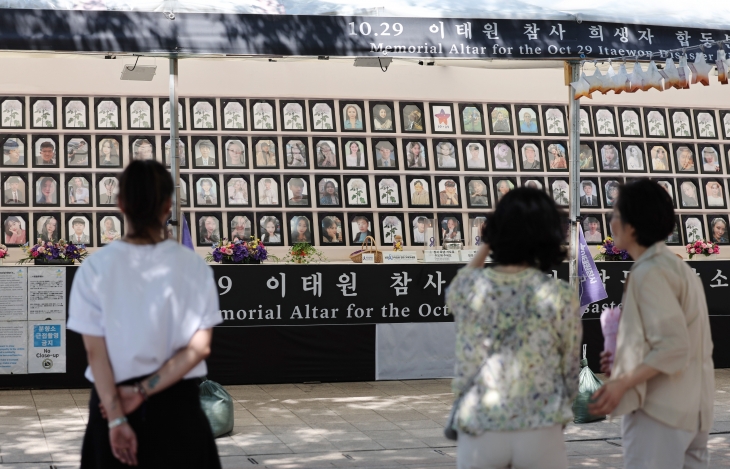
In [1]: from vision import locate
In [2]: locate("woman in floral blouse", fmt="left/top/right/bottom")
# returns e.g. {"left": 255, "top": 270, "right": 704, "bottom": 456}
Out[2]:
{"left": 446, "top": 187, "right": 581, "bottom": 469}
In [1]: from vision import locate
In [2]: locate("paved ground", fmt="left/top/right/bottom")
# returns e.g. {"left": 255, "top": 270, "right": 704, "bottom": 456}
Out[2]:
{"left": 2, "top": 371, "right": 730, "bottom": 468}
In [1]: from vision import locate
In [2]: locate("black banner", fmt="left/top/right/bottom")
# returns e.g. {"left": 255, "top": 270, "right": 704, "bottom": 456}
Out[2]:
{"left": 0, "top": 10, "right": 728, "bottom": 59}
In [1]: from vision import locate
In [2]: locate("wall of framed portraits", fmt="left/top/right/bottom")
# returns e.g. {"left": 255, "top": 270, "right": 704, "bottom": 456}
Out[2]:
{"left": 1, "top": 56, "right": 730, "bottom": 259}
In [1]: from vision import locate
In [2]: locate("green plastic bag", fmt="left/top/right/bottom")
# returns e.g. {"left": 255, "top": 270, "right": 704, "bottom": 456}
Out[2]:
{"left": 199, "top": 378, "right": 234, "bottom": 438}
{"left": 572, "top": 345, "right": 606, "bottom": 424}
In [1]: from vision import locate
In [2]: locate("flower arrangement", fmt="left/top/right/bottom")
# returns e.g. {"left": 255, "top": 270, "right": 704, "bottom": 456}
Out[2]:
{"left": 594, "top": 237, "right": 630, "bottom": 261}
{"left": 206, "top": 237, "right": 269, "bottom": 264}
{"left": 686, "top": 240, "right": 720, "bottom": 259}
{"left": 284, "top": 242, "right": 326, "bottom": 264}
{"left": 18, "top": 239, "right": 88, "bottom": 264}
{"left": 0, "top": 244, "right": 8, "bottom": 260}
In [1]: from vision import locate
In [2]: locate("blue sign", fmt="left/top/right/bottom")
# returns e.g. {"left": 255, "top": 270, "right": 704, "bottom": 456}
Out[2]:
{"left": 33, "top": 324, "right": 62, "bottom": 347}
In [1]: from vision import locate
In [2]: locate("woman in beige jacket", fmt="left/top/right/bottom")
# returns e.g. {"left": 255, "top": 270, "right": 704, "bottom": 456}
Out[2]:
{"left": 590, "top": 179, "right": 714, "bottom": 469}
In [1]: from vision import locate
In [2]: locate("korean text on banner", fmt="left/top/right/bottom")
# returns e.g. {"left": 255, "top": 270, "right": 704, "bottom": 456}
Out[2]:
{"left": 577, "top": 228, "right": 608, "bottom": 316}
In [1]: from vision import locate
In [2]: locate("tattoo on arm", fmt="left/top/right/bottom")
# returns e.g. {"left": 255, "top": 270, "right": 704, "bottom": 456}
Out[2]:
{"left": 148, "top": 374, "right": 160, "bottom": 390}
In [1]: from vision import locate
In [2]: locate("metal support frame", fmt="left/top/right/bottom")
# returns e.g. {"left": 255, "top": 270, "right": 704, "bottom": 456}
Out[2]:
{"left": 568, "top": 60, "right": 581, "bottom": 290}
{"left": 169, "top": 57, "right": 182, "bottom": 243}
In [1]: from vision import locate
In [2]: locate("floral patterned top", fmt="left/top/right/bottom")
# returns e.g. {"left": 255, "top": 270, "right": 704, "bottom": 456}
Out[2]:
{"left": 446, "top": 267, "right": 581, "bottom": 434}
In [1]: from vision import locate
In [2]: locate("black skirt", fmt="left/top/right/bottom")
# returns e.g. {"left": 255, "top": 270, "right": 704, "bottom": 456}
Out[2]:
{"left": 81, "top": 378, "right": 222, "bottom": 469}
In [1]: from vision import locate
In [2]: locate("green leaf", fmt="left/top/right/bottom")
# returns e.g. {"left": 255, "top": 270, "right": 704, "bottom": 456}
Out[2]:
{"left": 206, "top": 123, "right": 213, "bottom": 128}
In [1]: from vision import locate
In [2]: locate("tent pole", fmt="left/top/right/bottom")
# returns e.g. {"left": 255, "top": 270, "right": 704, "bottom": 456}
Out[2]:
{"left": 169, "top": 57, "right": 182, "bottom": 243}
{"left": 567, "top": 60, "right": 581, "bottom": 290}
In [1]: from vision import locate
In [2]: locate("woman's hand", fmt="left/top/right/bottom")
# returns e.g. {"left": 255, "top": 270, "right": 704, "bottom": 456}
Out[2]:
{"left": 588, "top": 378, "right": 628, "bottom": 416}
{"left": 599, "top": 350, "right": 613, "bottom": 377}
{"left": 110, "top": 423, "right": 138, "bottom": 466}
{"left": 99, "top": 386, "right": 144, "bottom": 419}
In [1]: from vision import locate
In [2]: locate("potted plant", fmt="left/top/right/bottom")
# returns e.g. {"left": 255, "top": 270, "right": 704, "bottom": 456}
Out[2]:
{"left": 0, "top": 244, "right": 7, "bottom": 265}
{"left": 206, "top": 237, "right": 270, "bottom": 264}
{"left": 686, "top": 240, "right": 719, "bottom": 259}
{"left": 18, "top": 239, "right": 88, "bottom": 265}
{"left": 594, "top": 237, "right": 629, "bottom": 261}
{"left": 285, "top": 242, "right": 326, "bottom": 264}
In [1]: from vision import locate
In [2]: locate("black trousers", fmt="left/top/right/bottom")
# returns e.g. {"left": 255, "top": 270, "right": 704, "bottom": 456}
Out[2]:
{"left": 81, "top": 378, "right": 222, "bottom": 469}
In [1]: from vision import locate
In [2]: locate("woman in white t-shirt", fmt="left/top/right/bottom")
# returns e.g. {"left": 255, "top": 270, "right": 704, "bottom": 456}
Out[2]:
{"left": 68, "top": 160, "right": 222, "bottom": 468}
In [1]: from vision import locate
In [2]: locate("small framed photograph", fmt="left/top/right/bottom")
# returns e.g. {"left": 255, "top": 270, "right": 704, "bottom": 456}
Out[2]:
{"left": 682, "top": 215, "right": 705, "bottom": 243}
{"left": 251, "top": 99, "right": 276, "bottom": 131}
{"left": 644, "top": 108, "right": 668, "bottom": 138}
{"left": 62, "top": 97, "right": 88, "bottom": 130}
{"left": 406, "top": 175, "right": 433, "bottom": 208}
{"left": 229, "top": 213, "right": 255, "bottom": 242}
{"left": 494, "top": 177, "right": 516, "bottom": 202}
{"left": 34, "top": 213, "right": 62, "bottom": 243}
{"left": 381, "top": 213, "right": 405, "bottom": 246}
{"left": 163, "top": 137, "right": 187, "bottom": 169}
{"left": 666, "top": 215, "right": 682, "bottom": 245}
{"left": 515, "top": 105, "right": 540, "bottom": 136}
{"left": 287, "top": 213, "right": 314, "bottom": 245}
{"left": 252, "top": 138, "right": 279, "bottom": 169}
{"left": 95, "top": 98, "right": 120, "bottom": 130}
{"left": 621, "top": 142, "right": 647, "bottom": 172}
{"left": 160, "top": 99, "right": 185, "bottom": 130}
{"left": 341, "top": 101, "right": 365, "bottom": 132}
{"left": 280, "top": 100, "right": 306, "bottom": 131}
{"left": 223, "top": 137, "right": 249, "bottom": 169}
{"left": 2, "top": 213, "right": 28, "bottom": 246}
{"left": 487, "top": 104, "right": 513, "bottom": 135}
{"left": 491, "top": 141, "right": 516, "bottom": 170}
{"left": 549, "top": 177, "right": 570, "bottom": 207}
{"left": 96, "top": 136, "right": 122, "bottom": 169}
{"left": 349, "top": 213, "right": 374, "bottom": 245}
{"left": 191, "top": 137, "right": 218, "bottom": 169}
{"left": 1, "top": 135, "right": 27, "bottom": 167}
{"left": 309, "top": 100, "right": 336, "bottom": 131}
{"left": 578, "top": 142, "right": 596, "bottom": 172}
{"left": 127, "top": 98, "right": 153, "bottom": 130}
{"left": 30, "top": 97, "right": 57, "bottom": 129}
{"left": 669, "top": 109, "right": 693, "bottom": 138}
{"left": 342, "top": 139, "right": 367, "bottom": 169}
{"left": 400, "top": 102, "right": 425, "bottom": 133}
{"left": 598, "top": 143, "right": 622, "bottom": 172}
{"left": 546, "top": 142, "right": 569, "bottom": 171}
{"left": 32, "top": 135, "right": 59, "bottom": 168}
{"left": 703, "top": 179, "right": 726, "bottom": 209}
{"left": 372, "top": 139, "right": 398, "bottom": 170}
{"left": 314, "top": 138, "right": 339, "bottom": 169}
{"left": 581, "top": 215, "right": 604, "bottom": 244}
{"left": 593, "top": 107, "right": 617, "bottom": 136}
{"left": 284, "top": 175, "right": 311, "bottom": 208}
{"left": 542, "top": 106, "right": 567, "bottom": 136}
{"left": 654, "top": 179, "right": 677, "bottom": 208}
{"left": 258, "top": 213, "right": 284, "bottom": 246}
{"left": 129, "top": 136, "right": 155, "bottom": 162}
{"left": 579, "top": 108, "right": 593, "bottom": 136}
{"left": 2, "top": 173, "right": 28, "bottom": 206}
{"left": 224, "top": 175, "right": 250, "bottom": 207}
{"left": 693, "top": 110, "right": 717, "bottom": 139}
{"left": 315, "top": 176, "right": 342, "bottom": 207}
{"left": 409, "top": 213, "right": 435, "bottom": 246}
{"left": 98, "top": 213, "right": 123, "bottom": 245}
{"left": 196, "top": 212, "right": 222, "bottom": 246}
{"left": 720, "top": 110, "right": 730, "bottom": 140}
{"left": 520, "top": 177, "right": 545, "bottom": 192}
{"left": 648, "top": 143, "right": 672, "bottom": 173}
{"left": 193, "top": 175, "right": 220, "bottom": 208}
{"left": 371, "top": 101, "right": 395, "bottom": 132}
{"left": 518, "top": 141, "right": 542, "bottom": 171}
{"left": 708, "top": 215, "right": 730, "bottom": 245}
{"left": 66, "top": 174, "right": 92, "bottom": 207}
{"left": 466, "top": 177, "right": 491, "bottom": 208}
{"left": 678, "top": 179, "right": 701, "bottom": 208}
{"left": 178, "top": 175, "right": 190, "bottom": 207}
{"left": 674, "top": 144, "right": 698, "bottom": 173}
{"left": 68, "top": 214, "right": 93, "bottom": 246}
{"left": 618, "top": 107, "right": 643, "bottom": 137}
{"left": 459, "top": 103, "right": 485, "bottom": 135}
{"left": 0, "top": 97, "right": 25, "bottom": 129}
{"left": 191, "top": 98, "right": 217, "bottom": 130}
{"left": 66, "top": 135, "right": 91, "bottom": 167}
{"left": 343, "top": 176, "right": 370, "bottom": 207}
{"left": 375, "top": 176, "right": 402, "bottom": 208}
{"left": 601, "top": 178, "right": 624, "bottom": 208}
{"left": 221, "top": 98, "right": 246, "bottom": 130}
{"left": 699, "top": 144, "right": 722, "bottom": 173}
{"left": 440, "top": 213, "right": 464, "bottom": 243}
{"left": 284, "top": 139, "right": 308, "bottom": 169}
{"left": 436, "top": 176, "right": 461, "bottom": 208}
{"left": 320, "top": 213, "right": 345, "bottom": 245}
{"left": 462, "top": 141, "right": 487, "bottom": 170}
{"left": 430, "top": 102, "right": 456, "bottom": 134}
{"left": 255, "top": 175, "right": 281, "bottom": 207}
{"left": 404, "top": 139, "right": 429, "bottom": 170}
{"left": 579, "top": 178, "right": 600, "bottom": 208}
{"left": 434, "top": 139, "right": 459, "bottom": 171}
{"left": 33, "top": 173, "right": 60, "bottom": 207}
{"left": 97, "top": 174, "right": 120, "bottom": 206}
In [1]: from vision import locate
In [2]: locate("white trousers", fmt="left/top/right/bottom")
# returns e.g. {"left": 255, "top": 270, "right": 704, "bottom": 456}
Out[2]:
{"left": 457, "top": 425, "right": 568, "bottom": 469}
{"left": 622, "top": 410, "right": 709, "bottom": 469}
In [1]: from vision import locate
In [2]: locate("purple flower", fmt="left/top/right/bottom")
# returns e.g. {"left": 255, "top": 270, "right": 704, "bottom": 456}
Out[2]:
{"left": 212, "top": 249, "right": 223, "bottom": 263}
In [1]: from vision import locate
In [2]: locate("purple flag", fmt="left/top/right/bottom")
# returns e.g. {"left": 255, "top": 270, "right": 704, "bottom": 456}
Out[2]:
{"left": 181, "top": 216, "right": 194, "bottom": 250}
{"left": 577, "top": 227, "right": 608, "bottom": 315}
